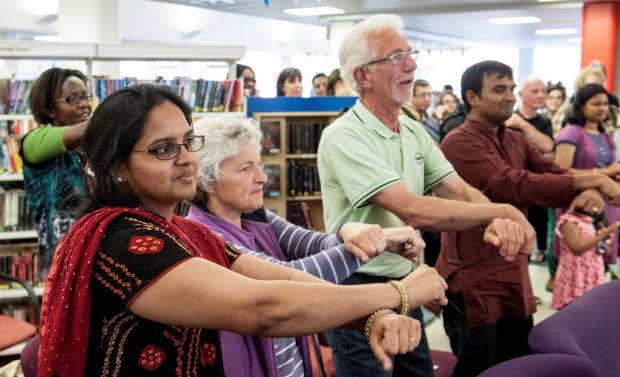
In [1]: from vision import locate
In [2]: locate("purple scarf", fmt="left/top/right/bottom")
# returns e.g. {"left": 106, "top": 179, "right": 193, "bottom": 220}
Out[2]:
{"left": 186, "top": 205, "right": 313, "bottom": 377}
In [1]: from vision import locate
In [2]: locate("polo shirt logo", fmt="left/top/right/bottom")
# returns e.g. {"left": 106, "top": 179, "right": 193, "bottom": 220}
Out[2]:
{"left": 415, "top": 153, "right": 424, "bottom": 164}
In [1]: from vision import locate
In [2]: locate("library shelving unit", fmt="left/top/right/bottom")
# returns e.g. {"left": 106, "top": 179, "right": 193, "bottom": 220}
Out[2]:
{"left": 248, "top": 97, "right": 356, "bottom": 231}
{"left": 0, "top": 41, "right": 246, "bottom": 304}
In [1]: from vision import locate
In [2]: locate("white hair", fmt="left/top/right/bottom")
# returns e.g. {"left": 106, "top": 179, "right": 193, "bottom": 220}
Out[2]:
{"left": 193, "top": 114, "right": 262, "bottom": 191}
{"left": 339, "top": 14, "right": 404, "bottom": 93}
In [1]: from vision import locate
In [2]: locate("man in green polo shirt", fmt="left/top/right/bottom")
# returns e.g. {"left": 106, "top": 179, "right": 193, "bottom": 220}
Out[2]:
{"left": 317, "top": 14, "right": 536, "bottom": 377}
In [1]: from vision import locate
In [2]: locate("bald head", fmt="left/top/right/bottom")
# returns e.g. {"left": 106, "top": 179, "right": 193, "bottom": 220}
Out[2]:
{"left": 519, "top": 75, "right": 546, "bottom": 111}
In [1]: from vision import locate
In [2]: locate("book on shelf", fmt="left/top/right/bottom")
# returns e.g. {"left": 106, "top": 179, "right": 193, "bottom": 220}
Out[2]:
{"left": 1, "top": 78, "right": 244, "bottom": 117}
{"left": 261, "top": 120, "right": 281, "bottom": 154}
{"left": 286, "top": 160, "right": 321, "bottom": 197}
{"left": 263, "top": 164, "right": 281, "bottom": 198}
{"left": 0, "top": 137, "right": 24, "bottom": 174}
{"left": 0, "top": 242, "right": 43, "bottom": 290}
{"left": 0, "top": 186, "right": 34, "bottom": 231}
{"left": 286, "top": 201, "right": 313, "bottom": 230}
{"left": 286, "top": 121, "right": 328, "bottom": 154}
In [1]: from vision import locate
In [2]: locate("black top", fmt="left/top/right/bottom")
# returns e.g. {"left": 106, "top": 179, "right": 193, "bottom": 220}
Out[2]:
{"left": 85, "top": 213, "right": 229, "bottom": 376}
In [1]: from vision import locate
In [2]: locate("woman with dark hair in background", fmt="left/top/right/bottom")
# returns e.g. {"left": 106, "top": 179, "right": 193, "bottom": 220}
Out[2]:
{"left": 236, "top": 63, "right": 258, "bottom": 97}
{"left": 38, "top": 83, "right": 448, "bottom": 376}
{"left": 555, "top": 83, "right": 620, "bottom": 270}
{"left": 276, "top": 67, "right": 302, "bottom": 97}
{"left": 21, "top": 67, "right": 91, "bottom": 273}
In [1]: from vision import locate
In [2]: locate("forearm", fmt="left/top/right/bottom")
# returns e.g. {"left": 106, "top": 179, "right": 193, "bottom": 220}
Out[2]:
{"left": 247, "top": 280, "right": 404, "bottom": 337}
{"left": 270, "top": 212, "right": 340, "bottom": 258}
{"left": 396, "top": 195, "right": 516, "bottom": 232}
{"left": 63, "top": 121, "right": 87, "bottom": 150}
{"left": 568, "top": 237, "right": 602, "bottom": 255}
{"left": 233, "top": 253, "right": 326, "bottom": 284}
{"left": 521, "top": 124, "right": 554, "bottom": 153}
{"left": 434, "top": 182, "right": 490, "bottom": 204}
{"left": 573, "top": 173, "right": 610, "bottom": 191}
{"left": 236, "top": 244, "right": 361, "bottom": 283}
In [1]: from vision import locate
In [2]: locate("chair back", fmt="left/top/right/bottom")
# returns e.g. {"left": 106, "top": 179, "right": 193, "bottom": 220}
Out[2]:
{"left": 528, "top": 280, "right": 620, "bottom": 377}
{"left": 20, "top": 335, "right": 39, "bottom": 377}
{"left": 478, "top": 353, "right": 602, "bottom": 377}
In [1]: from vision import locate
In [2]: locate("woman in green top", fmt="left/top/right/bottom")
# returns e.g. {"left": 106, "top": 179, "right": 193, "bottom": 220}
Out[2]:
{"left": 20, "top": 67, "right": 91, "bottom": 273}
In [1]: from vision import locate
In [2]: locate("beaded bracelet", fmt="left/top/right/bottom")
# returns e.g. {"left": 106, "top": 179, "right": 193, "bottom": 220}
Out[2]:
{"left": 364, "top": 308, "right": 395, "bottom": 342}
{"left": 389, "top": 279, "right": 410, "bottom": 315}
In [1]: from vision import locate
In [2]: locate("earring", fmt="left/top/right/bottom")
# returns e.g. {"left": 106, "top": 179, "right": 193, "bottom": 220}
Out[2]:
{"left": 117, "top": 177, "right": 123, "bottom": 183}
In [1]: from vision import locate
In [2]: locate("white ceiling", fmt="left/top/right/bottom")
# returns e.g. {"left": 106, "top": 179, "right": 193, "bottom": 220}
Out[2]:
{"left": 154, "top": 0, "right": 584, "bottom": 48}
{"left": 0, "top": 0, "right": 584, "bottom": 49}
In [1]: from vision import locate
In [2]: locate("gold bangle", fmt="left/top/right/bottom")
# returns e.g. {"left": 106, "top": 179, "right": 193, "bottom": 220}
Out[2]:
{"left": 364, "top": 308, "right": 395, "bottom": 342}
{"left": 389, "top": 279, "right": 410, "bottom": 315}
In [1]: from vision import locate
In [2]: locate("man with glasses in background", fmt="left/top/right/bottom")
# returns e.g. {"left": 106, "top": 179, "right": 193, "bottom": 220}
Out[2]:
{"left": 317, "top": 14, "right": 535, "bottom": 377}
{"left": 404, "top": 79, "right": 441, "bottom": 143}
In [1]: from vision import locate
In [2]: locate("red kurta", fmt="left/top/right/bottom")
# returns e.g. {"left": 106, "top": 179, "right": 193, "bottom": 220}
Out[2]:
{"left": 437, "top": 118, "right": 576, "bottom": 326}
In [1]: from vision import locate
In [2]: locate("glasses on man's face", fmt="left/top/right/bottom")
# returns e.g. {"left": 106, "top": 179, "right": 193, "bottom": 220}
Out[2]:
{"left": 55, "top": 93, "right": 93, "bottom": 106}
{"left": 364, "top": 49, "right": 420, "bottom": 67}
{"left": 132, "top": 135, "right": 205, "bottom": 160}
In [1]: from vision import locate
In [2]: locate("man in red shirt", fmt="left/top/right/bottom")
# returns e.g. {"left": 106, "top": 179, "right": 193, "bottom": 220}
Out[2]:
{"left": 438, "top": 60, "right": 620, "bottom": 377}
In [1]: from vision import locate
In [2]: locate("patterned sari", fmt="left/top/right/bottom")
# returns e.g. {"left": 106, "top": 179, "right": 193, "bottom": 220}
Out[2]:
{"left": 38, "top": 207, "right": 235, "bottom": 377}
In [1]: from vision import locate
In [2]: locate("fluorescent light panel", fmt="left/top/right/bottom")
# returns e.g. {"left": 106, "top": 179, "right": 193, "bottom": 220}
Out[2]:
{"left": 488, "top": 16, "right": 541, "bottom": 25}
{"left": 283, "top": 6, "right": 345, "bottom": 17}
{"left": 534, "top": 27, "right": 579, "bottom": 35}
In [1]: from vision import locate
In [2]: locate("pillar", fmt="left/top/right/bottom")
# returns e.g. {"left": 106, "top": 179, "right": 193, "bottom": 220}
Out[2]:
{"left": 581, "top": 1, "right": 619, "bottom": 93}
{"left": 58, "top": 0, "right": 121, "bottom": 77}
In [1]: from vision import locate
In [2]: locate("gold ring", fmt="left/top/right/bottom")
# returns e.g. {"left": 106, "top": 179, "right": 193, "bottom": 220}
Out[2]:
{"left": 409, "top": 337, "right": 416, "bottom": 342}
{"left": 592, "top": 207, "right": 599, "bottom": 213}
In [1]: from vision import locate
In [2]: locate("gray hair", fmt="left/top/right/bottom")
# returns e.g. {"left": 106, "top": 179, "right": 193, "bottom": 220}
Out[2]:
{"left": 193, "top": 114, "right": 262, "bottom": 191}
{"left": 339, "top": 14, "right": 404, "bottom": 94}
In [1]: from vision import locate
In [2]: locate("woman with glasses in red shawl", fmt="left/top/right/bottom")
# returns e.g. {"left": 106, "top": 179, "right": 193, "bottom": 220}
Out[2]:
{"left": 37, "top": 83, "right": 448, "bottom": 377}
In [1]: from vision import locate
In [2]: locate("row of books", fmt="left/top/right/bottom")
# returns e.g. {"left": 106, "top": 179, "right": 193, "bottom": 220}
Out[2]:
{"left": 0, "top": 79, "right": 34, "bottom": 115}
{"left": 286, "top": 201, "right": 314, "bottom": 230}
{"left": 94, "top": 77, "right": 244, "bottom": 113}
{"left": 286, "top": 122, "right": 329, "bottom": 155}
{"left": 0, "top": 137, "right": 23, "bottom": 175}
{"left": 0, "top": 118, "right": 37, "bottom": 138}
{"left": 0, "top": 77, "right": 244, "bottom": 115}
{"left": 286, "top": 160, "right": 321, "bottom": 197}
{"left": 0, "top": 188, "right": 33, "bottom": 232}
{"left": 0, "top": 243, "right": 43, "bottom": 290}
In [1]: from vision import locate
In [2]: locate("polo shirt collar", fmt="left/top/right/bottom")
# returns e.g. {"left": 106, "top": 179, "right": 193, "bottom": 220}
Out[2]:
{"left": 351, "top": 100, "right": 400, "bottom": 139}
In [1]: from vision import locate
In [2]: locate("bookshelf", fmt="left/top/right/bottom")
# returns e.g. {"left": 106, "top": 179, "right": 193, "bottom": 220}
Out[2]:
{"left": 252, "top": 101, "right": 355, "bottom": 231}
{"left": 0, "top": 41, "right": 246, "bottom": 304}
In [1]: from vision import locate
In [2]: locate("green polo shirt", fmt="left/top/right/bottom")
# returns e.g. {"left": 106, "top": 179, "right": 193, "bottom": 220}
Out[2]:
{"left": 317, "top": 100, "right": 455, "bottom": 277}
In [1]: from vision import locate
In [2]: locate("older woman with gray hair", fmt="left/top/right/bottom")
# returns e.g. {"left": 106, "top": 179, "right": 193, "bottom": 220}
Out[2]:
{"left": 186, "top": 114, "right": 427, "bottom": 377}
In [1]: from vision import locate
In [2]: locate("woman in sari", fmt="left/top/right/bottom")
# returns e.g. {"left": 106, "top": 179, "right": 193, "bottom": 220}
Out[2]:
{"left": 37, "top": 83, "right": 448, "bottom": 377}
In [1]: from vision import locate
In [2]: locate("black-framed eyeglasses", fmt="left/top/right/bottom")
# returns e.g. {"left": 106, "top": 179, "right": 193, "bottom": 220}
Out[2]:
{"left": 55, "top": 93, "right": 93, "bottom": 106}
{"left": 364, "top": 49, "right": 420, "bottom": 67}
{"left": 132, "top": 135, "right": 205, "bottom": 160}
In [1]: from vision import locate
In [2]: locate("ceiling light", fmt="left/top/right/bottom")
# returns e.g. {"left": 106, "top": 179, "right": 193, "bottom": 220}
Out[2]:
{"left": 534, "top": 28, "right": 579, "bottom": 36}
{"left": 488, "top": 16, "right": 541, "bottom": 25}
{"left": 568, "top": 37, "right": 582, "bottom": 43}
{"left": 283, "top": 6, "right": 345, "bottom": 17}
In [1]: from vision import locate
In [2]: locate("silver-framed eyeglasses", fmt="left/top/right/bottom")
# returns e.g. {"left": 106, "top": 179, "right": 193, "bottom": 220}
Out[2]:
{"left": 132, "top": 135, "right": 205, "bottom": 160}
{"left": 364, "top": 49, "right": 420, "bottom": 67}
{"left": 55, "top": 93, "right": 93, "bottom": 106}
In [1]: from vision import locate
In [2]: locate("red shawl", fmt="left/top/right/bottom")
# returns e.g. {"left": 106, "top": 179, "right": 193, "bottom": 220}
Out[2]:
{"left": 37, "top": 207, "right": 229, "bottom": 377}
